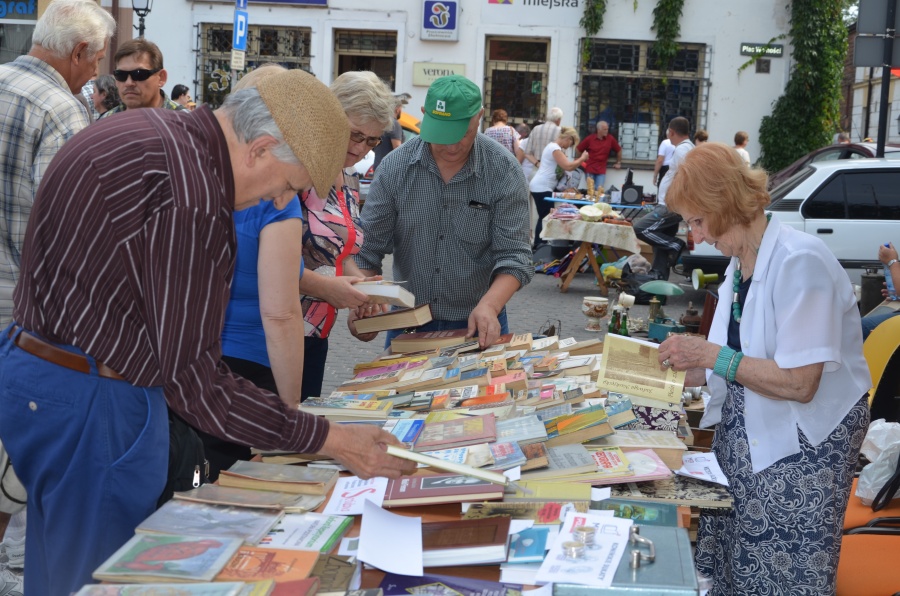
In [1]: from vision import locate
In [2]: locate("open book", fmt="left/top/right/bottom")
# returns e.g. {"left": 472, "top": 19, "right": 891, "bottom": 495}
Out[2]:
{"left": 596, "top": 334, "right": 686, "bottom": 404}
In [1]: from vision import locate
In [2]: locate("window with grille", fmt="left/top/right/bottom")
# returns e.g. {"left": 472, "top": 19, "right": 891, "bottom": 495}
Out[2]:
{"left": 578, "top": 40, "right": 709, "bottom": 164}
{"left": 484, "top": 37, "right": 550, "bottom": 126}
{"left": 198, "top": 23, "right": 312, "bottom": 108}
{"left": 333, "top": 30, "right": 397, "bottom": 88}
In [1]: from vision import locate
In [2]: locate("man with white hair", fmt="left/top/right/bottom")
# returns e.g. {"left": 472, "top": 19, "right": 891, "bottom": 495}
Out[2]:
{"left": 0, "top": 69, "right": 414, "bottom": 596}
{"left": 0, "top": 0, "right": 116, "bottom": 584}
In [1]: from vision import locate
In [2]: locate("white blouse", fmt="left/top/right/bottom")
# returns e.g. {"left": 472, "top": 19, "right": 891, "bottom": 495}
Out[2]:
{"left": 701, "top": 221, "right": 870, "bottom": 473}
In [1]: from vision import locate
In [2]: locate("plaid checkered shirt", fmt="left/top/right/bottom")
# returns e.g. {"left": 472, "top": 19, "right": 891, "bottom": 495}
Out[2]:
{"left": 0, "top": 55, "right": 91, "bottom": 325}
{"left": 355, "top": 134, "right": 534, "bottom": 322}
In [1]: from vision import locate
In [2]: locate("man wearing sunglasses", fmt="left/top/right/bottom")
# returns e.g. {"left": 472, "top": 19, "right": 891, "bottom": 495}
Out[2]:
{"left": 0, "top": 1, "right": 115, "bottom": 588}
{"left": 100, "top": 38, "right": 183, "bottom": 118}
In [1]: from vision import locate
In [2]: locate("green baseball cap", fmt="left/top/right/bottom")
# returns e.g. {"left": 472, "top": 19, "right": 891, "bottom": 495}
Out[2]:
{"left": 420, "top": 75, "right": 483, "bottom": 145}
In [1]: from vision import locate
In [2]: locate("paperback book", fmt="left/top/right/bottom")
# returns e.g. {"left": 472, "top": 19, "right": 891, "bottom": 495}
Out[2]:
{"left": 596, "top": 334, "right": 685, "bottom": 404}
{"left": 215, "top": 545, "right": 319, "bottom": 582}
{"left": 507, "top": 525, "right": 551, "bottom": 564}
{"left": 75, "top": 584, "right": 246, "bottom": 595}
{"left": 519, "top": 444, "right": 596, "bottom": 481}
{"left": 586, "top": 428, "right": 688, "bottom": 471}
{"left": 92, "top": 533, "right": 243, "bottom": 583}
{"left": 311, "top": 555, "right": 359, "bottom": 596}
{"left": 218, "top": 461, "right": 338, "bottom": 496}
{"left": 590, "top": 497, "right": 680, "bottom": 527}
{"left": 519, "top": 442, "right": 550, "bottom": 472}
{"left": 173, "top": 485, "right": 321, "bottom": 512}
{"left": 495, "top": 414, "right": 549, "bottom": 446}
{"left": 298, "top": 397, "right": 393, "bottom": 420}
{"left": 259, "top": 512, "right": 352, "bottom": 554}
{"left": 488, "top": 441, "right": 527, "bottom": 471}
{"left": 136, "top": 500, "right": 283, "bottom": 545}
{"left": 413, "top": 414, "right": 497, "bottom": 452}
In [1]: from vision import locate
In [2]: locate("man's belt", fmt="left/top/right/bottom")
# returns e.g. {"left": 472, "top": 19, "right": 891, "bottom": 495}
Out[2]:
{"left": 9, "top": 326, "right": 124, "bottom": 380}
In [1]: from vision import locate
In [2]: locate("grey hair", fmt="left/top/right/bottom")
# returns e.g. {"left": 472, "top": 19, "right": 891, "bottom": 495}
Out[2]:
{"left": 330, "top": 71, "right": 396, "bottom": 133}
{"left": 547, "top": 107, "right": 564, "bottom": 123}
{"left": 32, "top": 0, "right": 116, "bottom": 60}
{"left": 596, "top": 120, "right": 609, "bottom": 130}
{"left": 94, "top": 74, "right": 120, "bottom": 110}
{"left": 220, "top": 88, "right": 299, "bottom": 165}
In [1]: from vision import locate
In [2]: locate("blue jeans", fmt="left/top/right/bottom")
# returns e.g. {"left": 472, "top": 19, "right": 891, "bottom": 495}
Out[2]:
{"left": 586, "top": 172, "right": 606, "bottom": 188}
{"left": 0, "top": 324, "right": 168, "bottom": 596}
{"left": 862, "top": 309, "right": 900, "bottom": 340}
{"left": 384, "top": 308, "right": 509, "bottom": 349}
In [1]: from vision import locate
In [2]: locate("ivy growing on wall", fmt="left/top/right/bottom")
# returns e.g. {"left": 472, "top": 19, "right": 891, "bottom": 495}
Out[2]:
{"left": 579, "top": 0, "right": 608, "bottom": 65}
{"left": 650, "top": 0, "right": 685, "bottom": 75}
{"left": 758, "top": 0, "right": 847, "bottom": 172}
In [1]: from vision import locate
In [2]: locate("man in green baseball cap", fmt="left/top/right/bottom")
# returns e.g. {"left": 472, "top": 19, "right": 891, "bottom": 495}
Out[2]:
{"left": 419, "top": 74, "right": 483, "bottom": 145}
{"left": 355, "top": 74, "right": 533, "bottom": 350}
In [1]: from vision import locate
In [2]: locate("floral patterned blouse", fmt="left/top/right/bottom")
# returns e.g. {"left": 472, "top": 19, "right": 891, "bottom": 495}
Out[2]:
{"left": 300, "top": 170, "right": 364, "bottom": 338}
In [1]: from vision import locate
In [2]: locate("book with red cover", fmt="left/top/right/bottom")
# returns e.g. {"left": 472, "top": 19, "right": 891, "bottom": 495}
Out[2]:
{"left": 272, "top": 577, "right": 320, "bottom": 596}
{"left": 422, "top": 516, "right": 511, "bottom": 566}
{"left": 413, "top": 414, "right": 497, "bottom": 452}
{"left": 382, "top": 473, "right": 505, "bottom": 508}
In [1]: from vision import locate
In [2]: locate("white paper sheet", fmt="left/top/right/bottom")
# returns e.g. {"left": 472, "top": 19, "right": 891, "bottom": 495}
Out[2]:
{"left": 536, "top": 511, "right": 632, "bottom": 587}
{"left": 323, "top": 476, "right": 388, "bottom": 515}
{"left": 358, "top": 500, "right": 423, "bottom": 576}
{"left": 591, "top": 487, "right": 612, "bottom": 501}
{"left": 676, "top": 451, "right": 729, "bottom": 486}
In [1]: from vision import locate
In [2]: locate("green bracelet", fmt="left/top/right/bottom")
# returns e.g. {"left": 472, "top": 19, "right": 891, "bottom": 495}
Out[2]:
{"left": 713, "top": 346, "right": 736, "bottom": 378}
{"left": 726, "top": 352, "right": 744, "bottom": 383}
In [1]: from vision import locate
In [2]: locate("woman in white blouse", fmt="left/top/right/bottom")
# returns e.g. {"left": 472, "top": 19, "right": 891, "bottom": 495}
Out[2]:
{"left": 529, "top": 126, "right": 587, "bottom": 248}
{"left": 657, "top": 142, "right": 870, "bottom": 595}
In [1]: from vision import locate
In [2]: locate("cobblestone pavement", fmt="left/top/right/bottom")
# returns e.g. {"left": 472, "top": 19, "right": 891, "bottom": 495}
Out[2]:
{"left": 319, "top": 254, "right": 706, "bottom": 396}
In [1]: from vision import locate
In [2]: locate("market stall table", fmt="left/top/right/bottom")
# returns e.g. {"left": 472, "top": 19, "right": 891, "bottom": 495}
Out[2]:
{"left": 540, "top": 217, "right": 641, "bottom": 294}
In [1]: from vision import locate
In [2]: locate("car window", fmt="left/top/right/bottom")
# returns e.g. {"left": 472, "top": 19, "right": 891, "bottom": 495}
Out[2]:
{"left": 810, "top": 149, "right": 844, "bottom": 163}
{"left": 848, "top": 152, "right": 867, "bottom": 159}
{"left": 844, "top": 171, "right": 900, "bottom": 220}
{"left": 769, "top": 166, "right": 815, "bottom": 204}
{"left": 803, "top": 174, "right": 846, "bottom": 219}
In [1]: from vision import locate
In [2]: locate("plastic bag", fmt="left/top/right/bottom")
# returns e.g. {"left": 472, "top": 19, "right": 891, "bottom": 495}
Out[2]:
{"left": 856, "top": 418, "right": 900, "bottom": 506}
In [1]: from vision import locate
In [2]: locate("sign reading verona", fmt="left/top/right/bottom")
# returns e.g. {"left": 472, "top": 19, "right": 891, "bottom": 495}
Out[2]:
{"left": 413, "top": 62, "right": 466, "bottom": 87}
{"left": 740, "top": 43, "right": 784, "bottom": 57}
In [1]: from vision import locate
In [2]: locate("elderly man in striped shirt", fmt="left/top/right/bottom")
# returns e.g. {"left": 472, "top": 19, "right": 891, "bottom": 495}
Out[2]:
{"left": 0, "top": 69, "right": 414, "bottom": 596}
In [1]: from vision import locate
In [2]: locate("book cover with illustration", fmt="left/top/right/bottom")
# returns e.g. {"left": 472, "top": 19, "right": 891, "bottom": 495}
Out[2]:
{"left": 93, "top": 533, "right": 243, "bottom": 583}
{"left": 136, "top": 500, "right": 283, "bottom": 545}
{"left": 413, "top": 414, "right": 497, "bottom": 451}
{"left": 382, "top": 473, "right": 504, "bottom": 507}
{"left": 218, "top": 460, "right": 338, "bottom": 495}
{"left": 259, "top": 512, "right": 352, "bottom": 554}
{"left": 74, "top": 583, "right": 246, "bottom": 595}
{"left": 215, "top": 545, "right": 318, "bottom": 582}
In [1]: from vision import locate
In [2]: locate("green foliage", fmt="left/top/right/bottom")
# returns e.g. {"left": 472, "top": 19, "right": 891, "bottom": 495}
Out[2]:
{"left": 579, "top": 0, "right": 608, "bottom": 64}
{"left": 759, "top": 0, "right": 848, "bottom": 172}
{"left": 651, "top": 0, "right": 685, "bottom": 74}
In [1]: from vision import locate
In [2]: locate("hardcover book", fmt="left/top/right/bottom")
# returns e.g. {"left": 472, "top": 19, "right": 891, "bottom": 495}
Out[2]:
{"left": 391, "top": 330, "right": 515, "bottom": 354}
{"left": 354, "top": 281, "right": 416, "bottom": 308}
{"left": 271, "top": 577, "right": 320, "bottom": 596}
{"left": 413, "top": 414, "right": 497, "bottom": 452}
{"left": 352, "top": 303, "right": 433, "bottom": 334}
{"left": 136, "top": 500, "right": 283, "bottom": 545}
{"left": 604, "top": 395, "right": 640, "bottom": 428}
{"left": 421, "top": 516, "right": 511, "bottom": 567}
{"left": 219, "top": 461, "right": 339, "bottom": 496}
{"left": 542, "top": 404, "right": 614, "bottom": 447}
{"left": 92, "top": 533, "right": 243, "bottom": 583}
{"left": 259, "top": 513, "right": 352, "bottom": 554}
{"left": 215, "top": 546, "right": 318, "bottom": 582}
{"left": 380, "top": 572, "right": 522, "bottom": 596}
{"left": 507, "top": 526, "right": 550, "bottom": 564}
{"left": 382, "top": 473, "right": 505, "bottom": 507}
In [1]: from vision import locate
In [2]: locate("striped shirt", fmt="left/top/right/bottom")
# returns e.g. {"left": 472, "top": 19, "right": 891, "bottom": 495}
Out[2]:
{"left": 0, "top": 55, "right": 91, "bottom": 326}
{"left": 355, "top": 134, "right": 533, "bottom": 322}
{"left": 523, "top": 121, "right": 561, "bottom": 163}
{"left": 14, "top": 106, "right": 329, "bottom": 454}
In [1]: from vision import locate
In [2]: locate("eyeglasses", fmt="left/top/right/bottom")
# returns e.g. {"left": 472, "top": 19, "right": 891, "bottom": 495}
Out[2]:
{"left": 349, "top": 131, "right": 382, "bottom": 148}
{"left": 113, "top": 68, "right": 161, "bottom": 83}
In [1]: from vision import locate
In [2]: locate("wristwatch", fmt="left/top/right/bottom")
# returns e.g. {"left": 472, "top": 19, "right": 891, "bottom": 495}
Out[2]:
{"left": 888, "top": 259, "right": 899, "bottom": 268}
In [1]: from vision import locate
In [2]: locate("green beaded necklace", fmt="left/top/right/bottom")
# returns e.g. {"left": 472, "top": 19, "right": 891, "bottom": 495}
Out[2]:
{"left": 731, "top": 214, "right": 772, "bottom": 323}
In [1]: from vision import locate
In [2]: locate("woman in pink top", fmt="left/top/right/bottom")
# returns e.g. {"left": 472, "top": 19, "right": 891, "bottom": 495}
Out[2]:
{"left": 297, "top": 71, "right": 396, "bottom": 400}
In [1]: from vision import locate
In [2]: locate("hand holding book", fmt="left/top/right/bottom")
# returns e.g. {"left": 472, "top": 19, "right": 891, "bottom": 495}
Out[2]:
{"left": 319, "top": 424, "right": 416, "bottom": 479}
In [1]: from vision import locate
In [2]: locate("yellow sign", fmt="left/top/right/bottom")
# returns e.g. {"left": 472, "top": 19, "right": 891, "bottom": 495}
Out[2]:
{"left": 412, "top": 62, "right": 467, "bottom": 87}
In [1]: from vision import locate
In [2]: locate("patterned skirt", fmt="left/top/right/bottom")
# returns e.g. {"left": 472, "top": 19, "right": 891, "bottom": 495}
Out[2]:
{"left": 695, "top": 382, "right": 869, "bottom": 595}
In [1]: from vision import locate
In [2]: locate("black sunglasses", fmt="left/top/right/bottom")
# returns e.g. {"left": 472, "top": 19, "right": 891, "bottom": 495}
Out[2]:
{"left": 349, "top": 131, "right": 382, "bottom": 148}
{"left": 113, "top": 68, "right": 161, "bottom": 83}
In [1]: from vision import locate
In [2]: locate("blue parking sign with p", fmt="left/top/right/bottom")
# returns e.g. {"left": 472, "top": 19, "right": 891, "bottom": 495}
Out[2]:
{"left": 233, "top": 9, "right": 248, "bottom": 52}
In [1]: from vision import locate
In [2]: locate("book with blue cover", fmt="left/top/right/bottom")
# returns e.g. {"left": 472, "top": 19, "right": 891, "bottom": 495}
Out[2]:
{"left": 507, "top": 526, "right": 550, "bottom": 563}
{"left": 489, "top": 441, "right": 527, "bottom": 470}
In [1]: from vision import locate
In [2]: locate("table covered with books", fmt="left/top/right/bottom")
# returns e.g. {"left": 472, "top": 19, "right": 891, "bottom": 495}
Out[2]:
{"left": 82, "top": 332, "right": 728, "bottom": 595}
{"left": 539, "top": 217, "right": 642, "bottom": 294}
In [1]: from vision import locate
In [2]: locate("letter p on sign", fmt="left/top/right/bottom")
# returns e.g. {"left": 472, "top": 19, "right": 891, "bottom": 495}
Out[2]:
{"left": 233, "top": 9, "right": 248, "bottom": 52}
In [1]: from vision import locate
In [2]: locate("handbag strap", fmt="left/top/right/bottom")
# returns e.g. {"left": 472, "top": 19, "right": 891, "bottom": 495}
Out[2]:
{"left": 1, "top": 458, "right": 26, "bottom": 506}
{"left": 871, "top": 447, "right": 900, "bottom": 512}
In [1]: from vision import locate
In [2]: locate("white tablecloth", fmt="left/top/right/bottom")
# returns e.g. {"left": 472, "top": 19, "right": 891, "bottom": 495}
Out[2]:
{"left": 540, "top": 217, "right": 641, "bottom": 254}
